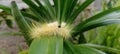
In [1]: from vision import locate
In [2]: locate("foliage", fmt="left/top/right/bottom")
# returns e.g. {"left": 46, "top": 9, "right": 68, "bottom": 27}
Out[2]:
{"left": 0, "top": 0, "right": 120, "bottom": 54}
{"left": 0, "top": 11, "right": 13, "bottom": 28}
{"left": 84, "top": 0, "right": 120, "bottom": 54}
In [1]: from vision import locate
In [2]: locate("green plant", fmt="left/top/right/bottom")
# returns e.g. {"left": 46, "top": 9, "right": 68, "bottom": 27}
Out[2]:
{"left": 0, "top": 11, "right": 13, "bottom": 28}
{"left": 84, "top": 0, "right": 120, "bottom": 54}
{"left": 1, "top": 0, "right": 120, "bottom": 54}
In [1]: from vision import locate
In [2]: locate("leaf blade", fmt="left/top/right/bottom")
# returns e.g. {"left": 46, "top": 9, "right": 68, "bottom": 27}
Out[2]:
{"left": 29, "top": 36, "right": 63, "bottom": 54}
{"left": 80, "top": 44, "right": 120, "bottom": 53}
{"left": 11, "top": 1, "right": 32, "bottom": 45}
{"left": 67, "top": 0, "right": 94, "bottom": 24}
{"left": 73, "top": 6, "right": 120, "bottom": 36}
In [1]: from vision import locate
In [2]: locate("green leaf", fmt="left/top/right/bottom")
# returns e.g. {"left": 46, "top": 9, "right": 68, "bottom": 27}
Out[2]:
{"left": 0, "top": 32, "right": 22, "bottom": 36}
{"left": 78, "top": 33, "right": 86, "bottom": 44}
{"left": 34, "top": 0, "right": 51, "bottom": 20}
{"left": 35, "top": 0, "right": 54, "bottom": 20}
{"left": 29, "top": 36, "right": 63, "bottom": 54}
{"left": 11, "top": 1, "right": 32, "bottom": 46}
{"left": 53, "top": 0, "right": 61, "bottom": 25}
{"left": 63, "top": 47, "right": 73, "bottom": 54}
{"left": 34, "top": 0, "right": 42, "bottom": 7}
{"left": 21, "top": 11, "right": 40, "bottom": 22}
{"left": 18, "top": 50, "right": 28, "bottom": 54}
{"left": 0, "top": 4, "right": 41, "bottom": 22}
{"left": 64, "top": 40, "right": 78, "bottom": 54}
{"left": 60, "top": 0, "right": 71, "bottom": 22}
{"left": 22, "top": 0, "right": 48, "bottom": 22}
{"left": 64, "top": 40, "right": 105, "bottom": 54}
{"left": 73, "top": 6, "right": 120, "bottom": 36}
{"left": 67, "top": 0, "right": 94, "bottom": 24}
{"left": 11, "top": 1, "right": 31, "bottom": 32}
{"left": 75, "top": 45, "right": 106, "bottom": 54}
{"left": 80, "top": 44, "right": 120, "bottom": 53}
{"left": 40, "top": 0, "right": 55, "bottom": 20}
{"left": 5, "top": 19, "right": 13, "bottom": 28}
{"left": 0, "top": 5, "right": 11, "bottom": 13}
{"left": 66, "top": 0, "right": 78, "bottom": 18}
{"left": 53, "top": 0, "right": 79, "bottom": 25}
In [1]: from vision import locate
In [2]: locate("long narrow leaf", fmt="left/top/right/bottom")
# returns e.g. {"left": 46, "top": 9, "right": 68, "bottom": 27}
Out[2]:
{"left": 0, "top": 32, "right": 22, "bottom": 36}
{"left": 66, "top": 0, "right": 78, "bottom": 20}
{"left": 80, "top": 44, "right": 120, "bottom": 53}
{"left": 40, "top": 0, "right": 55, "bottom": 20}
{"left": 0, "top": 5, "right": 11, "bottom": 13}
{"left": 75, "top": 45, "right": 106, "bottom": 54}
{"left": 67, "top": 0, "right": 94, "bottom": 24}
{"left": 0, "top": 4, "right": 41, "bottom": 22}
{"left": 34, "top": 0, "right": 42, "bottom": 7}
{"left": 64, "top": 40, "right": 105, "bottom": 54}
{"left": 73, "top": 6, "right": 120, "bottom": 36}
{"left": 11, "top": 1, "right": 32, "bottom": 45}
{"left": 11, "top": 1, "right": 31, "bottom": 32}
{"left": 22, "top": 0, "right": 46, "bottom": 22}
{"left": 21, "top": 11, "right": 40, "bottom": 22}
{"left": 61, "top": 0, "right": 74, "bottom": 22}
{"left": 53, "top": 0, "right": 61, "bottom": 25}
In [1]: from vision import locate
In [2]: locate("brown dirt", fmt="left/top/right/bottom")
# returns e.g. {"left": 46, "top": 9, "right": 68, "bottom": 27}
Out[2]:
{"left": 0, "top": 21, "right": 28, "bottom": 54}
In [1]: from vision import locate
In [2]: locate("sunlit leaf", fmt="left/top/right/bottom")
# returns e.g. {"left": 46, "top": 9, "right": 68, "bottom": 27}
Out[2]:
{"left": 29, "top": 36, "right": 63, "bottom": 54}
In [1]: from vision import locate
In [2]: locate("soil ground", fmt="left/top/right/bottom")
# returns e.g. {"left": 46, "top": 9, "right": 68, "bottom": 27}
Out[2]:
{"left": 0, "top": 22, "right": 28, "bottom": 54}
